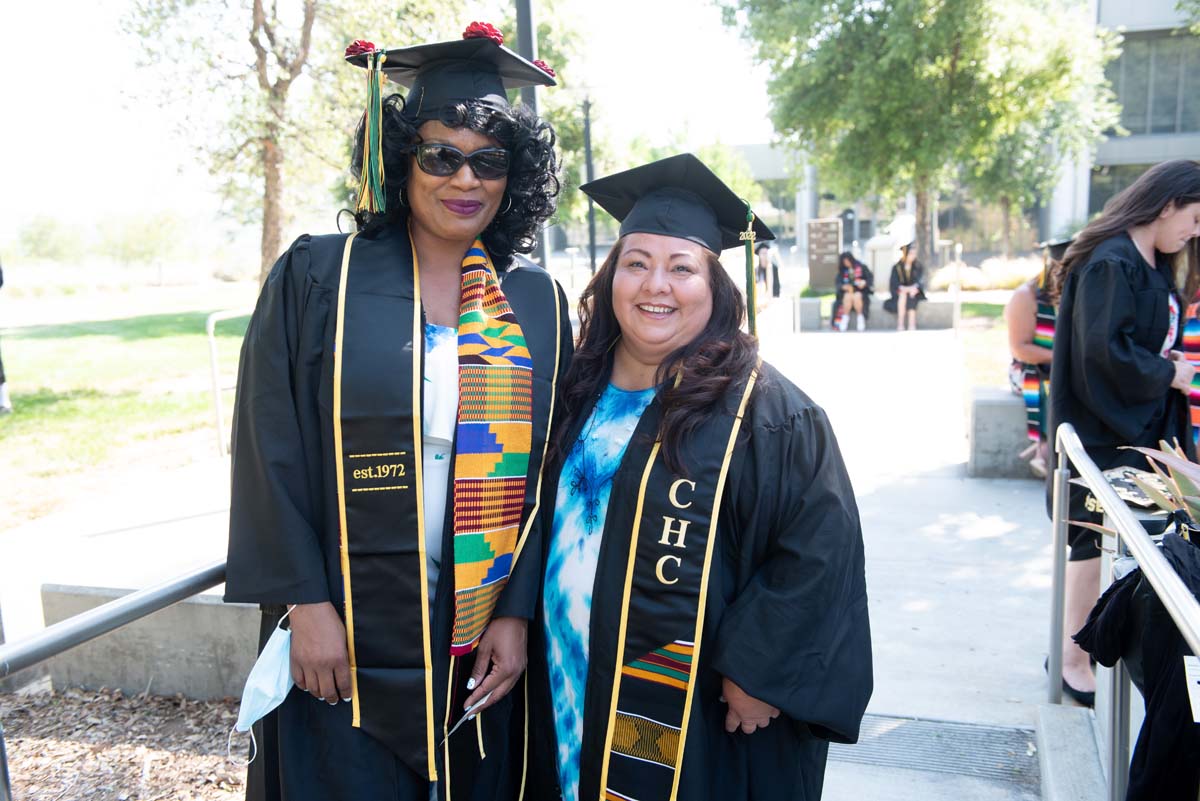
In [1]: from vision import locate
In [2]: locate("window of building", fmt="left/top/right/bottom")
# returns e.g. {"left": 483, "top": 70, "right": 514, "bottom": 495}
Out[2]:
{"left": 1089, "top": 163, "right": 1155, "bottom": 216}
{"left": 1108, "top": 31, "right": 1200, "bottom": 135}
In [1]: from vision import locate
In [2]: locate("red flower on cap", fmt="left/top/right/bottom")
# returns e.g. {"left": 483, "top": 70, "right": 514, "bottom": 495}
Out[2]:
{"left": 533, "top": 59, "right": 556, "bottom": 77}
{"left": 344, "top": 39, "right": 377, "bottom": 57}
{"left": 462, "top": 21, "right": 504, "bottom": 46}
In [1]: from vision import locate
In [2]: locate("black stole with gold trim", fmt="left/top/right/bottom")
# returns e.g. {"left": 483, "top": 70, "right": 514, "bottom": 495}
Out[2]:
{"left": 596, "top": 367, "right": 759, "bottom": 801}
{"left": 332, "top": 229, "right": 439, "bottom": 780}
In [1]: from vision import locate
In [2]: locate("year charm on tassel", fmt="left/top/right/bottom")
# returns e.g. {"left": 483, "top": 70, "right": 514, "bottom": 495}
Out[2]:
{"left": 741, "top": 203, "right": 758, "bottom": 336}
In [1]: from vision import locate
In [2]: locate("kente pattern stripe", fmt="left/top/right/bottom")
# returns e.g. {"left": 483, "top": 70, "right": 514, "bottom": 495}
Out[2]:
{"left": 611, "top": 712, "right": 680, "bottom": 769}
{"left": 451, "top": 242, "right": 533, "bottom": 655}
{"left": 622, "top": 641, "right": 694, "bottom": 690}
{"left": 450, "top": 580, "right": 506, "bottom": 647}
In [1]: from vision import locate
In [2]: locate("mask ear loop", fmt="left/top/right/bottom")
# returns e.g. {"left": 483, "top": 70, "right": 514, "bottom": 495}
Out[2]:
{"left": 227, "top": 724, "right": 258, "bottom": 767}
{"left": 226, "top": 605, "right": 293, "bottom": 766}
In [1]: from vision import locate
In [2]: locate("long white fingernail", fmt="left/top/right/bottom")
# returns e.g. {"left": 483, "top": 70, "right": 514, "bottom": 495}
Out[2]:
{"left": 468, "top": 714, "right": 476, "bottom": 721}
{"left": 466, "top": 677, "right": 477, "bottom": 691}
{"left": 342, "top": 697, "right": 352, "bottom": 702}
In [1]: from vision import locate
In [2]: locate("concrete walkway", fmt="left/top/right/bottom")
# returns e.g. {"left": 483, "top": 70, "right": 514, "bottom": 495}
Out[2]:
{"left": 1, "top": 299, "right": 1059, "bottom": 799}
{"left": 758, "top": 305, "right": 1054, "bottom": 799}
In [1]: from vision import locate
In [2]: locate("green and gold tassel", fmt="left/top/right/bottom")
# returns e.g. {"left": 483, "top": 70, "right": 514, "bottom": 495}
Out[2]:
{"left": 355, "top": 50, "right": 388, "bottom": 215}
{"left": 741, "top": 201, "right": 757, "bottom": 336}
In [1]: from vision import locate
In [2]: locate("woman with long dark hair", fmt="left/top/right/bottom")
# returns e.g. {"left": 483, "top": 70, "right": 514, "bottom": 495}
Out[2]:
{"left": 1049, "top": 158, "right": 1200, "bottom": 707}
{"left": 883, "top": 241, "right": 925, "bottom": 330}
{"left": 832, "top": 250, "right": 873, "bottom": 331}
{"left": 527, "top": 154, "right": 872, "bottom": 801}
{"left": 224, "top": 23, "right": 571, "bottom": 801}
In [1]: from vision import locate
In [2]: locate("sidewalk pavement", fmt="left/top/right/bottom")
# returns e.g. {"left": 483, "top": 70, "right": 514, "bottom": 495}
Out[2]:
{"left": 1, "top": 299, "right": 1055, "bottom": 797}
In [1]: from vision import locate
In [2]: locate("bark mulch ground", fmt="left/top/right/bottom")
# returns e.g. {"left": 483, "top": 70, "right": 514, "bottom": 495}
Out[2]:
{"left": 1, "top": 687, "right": 247, "bottom": 801}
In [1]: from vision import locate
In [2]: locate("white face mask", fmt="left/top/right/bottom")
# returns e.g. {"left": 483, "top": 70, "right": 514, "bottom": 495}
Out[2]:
{"left": 227, "top": 608, "right": 294, "bottom": 765}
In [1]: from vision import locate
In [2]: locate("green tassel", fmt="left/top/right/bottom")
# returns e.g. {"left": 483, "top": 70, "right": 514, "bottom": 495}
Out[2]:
{"left": 356, "top": 51, "right": 387, "bottom": 215}
{"left": 742, "top": 202, "right": 757, "bottom": 336}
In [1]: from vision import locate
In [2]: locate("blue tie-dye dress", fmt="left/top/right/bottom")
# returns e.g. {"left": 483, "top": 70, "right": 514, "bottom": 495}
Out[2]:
{"left": 543, "top": 383, "right": 656, "bottom": 801}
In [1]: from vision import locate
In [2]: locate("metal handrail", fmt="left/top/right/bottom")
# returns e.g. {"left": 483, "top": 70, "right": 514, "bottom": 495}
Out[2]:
{"left": 207, "top": 309, "right": 253, "bottom": 456}
{"left": 0, "top": 560, "right": 226, "bottom": 801}
{"left": 1049, "top": 423, "right": 1200, "bottom": 801}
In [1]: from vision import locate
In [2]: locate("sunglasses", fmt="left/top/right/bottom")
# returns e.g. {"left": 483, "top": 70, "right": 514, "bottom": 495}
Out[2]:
{"left": 408, "top": 143, "right": 510, "bottom": 181}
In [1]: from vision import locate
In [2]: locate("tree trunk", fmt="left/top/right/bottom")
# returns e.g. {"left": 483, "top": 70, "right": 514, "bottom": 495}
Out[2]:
{"left": 1000, "top": 195, "right": 1012, "bottom": 259}
{"left": 915, "top": 183, "right": 933, "bottom": 268}
{"left": 259, "top": 122, "right": 283, "bottom": 287}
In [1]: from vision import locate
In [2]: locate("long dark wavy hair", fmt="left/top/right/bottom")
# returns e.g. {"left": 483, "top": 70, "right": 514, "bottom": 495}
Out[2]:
{"left": 839, "top": 251, "right": 867, "bottom": 271}
{"left": 350, "top": 94, "right": 559, "bottom": 266}
{"left": 553, "top": 236, "right": 761, "bottom": 475}
{"left": 1063, "top": 159, "right": 1200, "bottom": 299}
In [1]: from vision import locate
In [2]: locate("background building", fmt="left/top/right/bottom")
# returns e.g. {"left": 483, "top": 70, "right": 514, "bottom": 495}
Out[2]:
{"left": 1043, "top": 0, "right": 1200, "bottom": 238}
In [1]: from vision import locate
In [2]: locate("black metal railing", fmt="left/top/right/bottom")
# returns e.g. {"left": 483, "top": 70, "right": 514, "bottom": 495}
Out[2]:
{"left": 1048, "top": 423, "right": 1200, "bottom": 801}
{"left": 0, "top": 560, "right": 226, "bottom": 801}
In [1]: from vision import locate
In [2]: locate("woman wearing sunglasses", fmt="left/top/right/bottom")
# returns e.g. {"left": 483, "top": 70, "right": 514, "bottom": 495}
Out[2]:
{"left": 224, "top": 23, "right": 570, "bottom": 801}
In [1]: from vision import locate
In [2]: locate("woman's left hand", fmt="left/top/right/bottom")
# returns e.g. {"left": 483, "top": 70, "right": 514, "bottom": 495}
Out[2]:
{"left": 463, "top": 616, "right": 528, "bottom": 713}
{"left": 720, "top": 676, "right": 780, "bottom": 734}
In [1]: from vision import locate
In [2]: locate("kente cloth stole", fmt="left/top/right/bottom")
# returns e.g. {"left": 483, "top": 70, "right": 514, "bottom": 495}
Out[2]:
{"left": 450, "top": 240, "right": 533, "bottom": 655}
{"left": 333, "top": 230, "right": 438, "bottom": 780}
{"left": 1024, "top": 299, "right": 1057, "bottom": 441}
{"left": 1184, "top": 302, "right": 1200, "bottom": 444}
{"left": 598, "top": 367, "right": 759, "bottom": 801}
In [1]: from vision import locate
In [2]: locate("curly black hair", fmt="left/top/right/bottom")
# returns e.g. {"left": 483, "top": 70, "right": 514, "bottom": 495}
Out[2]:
{"left": 350, "top": 94, "right": 559, "bottom": 266}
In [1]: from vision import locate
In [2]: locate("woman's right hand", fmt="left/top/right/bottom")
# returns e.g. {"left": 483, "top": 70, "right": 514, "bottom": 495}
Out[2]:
{"left": 1171, "top": 354, "right": 1196, "bottom": 394}
{"left": 289, "top": 601, "right": 353, "bottom": 704}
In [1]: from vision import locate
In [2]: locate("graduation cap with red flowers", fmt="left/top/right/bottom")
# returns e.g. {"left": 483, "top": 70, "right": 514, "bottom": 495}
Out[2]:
{"left": 344, "top": 23, "right": 557, "bottom": 215}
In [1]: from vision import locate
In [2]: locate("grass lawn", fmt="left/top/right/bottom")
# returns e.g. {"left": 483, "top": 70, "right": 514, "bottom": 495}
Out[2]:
{"left": 0, "top": 310, "right": 250, "bottom": 525}
{"left": 961, "top": 301, "right": 1006, "bottom": 320}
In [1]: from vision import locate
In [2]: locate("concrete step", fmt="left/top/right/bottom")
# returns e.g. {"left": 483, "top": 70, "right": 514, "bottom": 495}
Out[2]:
{"left": 1036, "top": 704, "right": 1106, "bottom": 801}
{"left": 825, "top": 714, "right": 1040, "bottom": 800}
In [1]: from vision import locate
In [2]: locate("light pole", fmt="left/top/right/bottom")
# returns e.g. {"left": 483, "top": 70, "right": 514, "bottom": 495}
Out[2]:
{"left": 583, "top": 96, "right": 597, "bottom": 273}
{"left": 514, "top": 0, "right": 548, "bottom": 266}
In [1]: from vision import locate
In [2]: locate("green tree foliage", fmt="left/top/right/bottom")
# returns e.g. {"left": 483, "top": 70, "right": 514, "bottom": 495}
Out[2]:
{"left": 1181, "top": 0, "right": 1200, "bottom": 32}
{"left": 623, "top": 137, "right": 766, "bottom": 206}
{"left": 722, "top": 0, "right": 1116, "bottom": 260}
{"left": 125, "top": 3, "right": 588, "bottom": 277}
{"left": 517, "top": 2, "right": 594, "bottom": 227}
{"left": 98, "top": 212, "right": 183, "bottom": 266}
{"left": 962, "top": 0, "right": 1119, "bottom": 255}
{"left": 124, "top": 0, "right": 462, "bottom": 284}
{"left": 17, "top": 216, "right": 85, "bottom": 263}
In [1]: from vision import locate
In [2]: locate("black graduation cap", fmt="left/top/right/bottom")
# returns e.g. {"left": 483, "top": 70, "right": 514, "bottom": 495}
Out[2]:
{"left": 580, "top": 153, "right": 775, "bottom": 253}
{"left": 1039, "top": 237, "right": 1073, "bottom": 262}
{"left": 346, "top": 32, "right": 556, "bottom": 124}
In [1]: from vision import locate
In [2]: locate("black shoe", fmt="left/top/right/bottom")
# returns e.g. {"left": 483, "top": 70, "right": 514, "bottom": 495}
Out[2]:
{"left": 1045, "top": 657, "right": 1096, "bottom": 708}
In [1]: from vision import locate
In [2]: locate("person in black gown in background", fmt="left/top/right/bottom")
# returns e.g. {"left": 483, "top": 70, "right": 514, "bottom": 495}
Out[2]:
{"left": 528, "top": 154, "right": 872, "bottom": 801}
{"left": 884, "top": 242, "right": 925, "bottom": 330}
{"left": 224, "top": 24, "right": 571, "bottom": 801}
{"left": 832, "top": 251, "right": 873, "bottom": 332}
{"left": 1049, "top": 159, "right": 1200, "bottom": 707}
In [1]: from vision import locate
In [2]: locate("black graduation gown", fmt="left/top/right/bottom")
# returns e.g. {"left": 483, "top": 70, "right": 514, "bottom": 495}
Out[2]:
{"left": 883, "top": 259, "right": 925, "bottom": 314}
{"left": 1074, "top": 532, "right": 1200, "bottom": 801}
{"left": 832, "top": 263, "right": 874, "bottom": 323}
{"left": 528, "top": 361, "right": 873, "bottom": 801}
{"left": 1046, "top": 234, "right": 1195, "bottom": 536}
{"left": 224, "top": 223, "right": 574, "bottom": 801}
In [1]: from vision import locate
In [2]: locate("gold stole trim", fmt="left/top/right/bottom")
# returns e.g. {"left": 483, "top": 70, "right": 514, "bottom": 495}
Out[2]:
{"left": 332, "top": 232, "right": 439, "bottom": 780}
{"left": 597, "top": 366, "right": 760, "bottom": 801}
{"left": 332, "top": 232, "right": 359, "bottom": 722}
